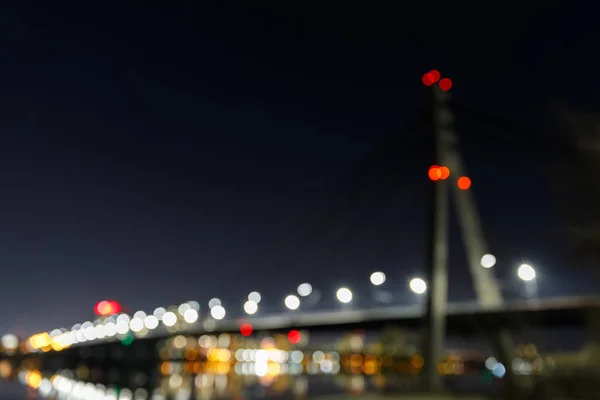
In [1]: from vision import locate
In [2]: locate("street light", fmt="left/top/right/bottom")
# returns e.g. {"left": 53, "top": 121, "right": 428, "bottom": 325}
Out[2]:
{"left": 370, "top": 272, "right": 386, "bottom": 286}
{"left": 297, "top": 283, "right": 313, "bottom": 297}
{"left": 208, "top": 298, "right": 221, "bottom": 309}
{"left": 284, "top": 295, "right": 300, "bottom": 310}
{"left": 409, "top": 278, "right": 427, "bottom": 294}
{"left": 336, "top": 287, "right": 353, "bottom": 303}
{"left": 183, "top": 309, "right": 199, "bottom": 323}
{"left": 210, "top": 305, "right": 226, "bottom": 320}
{"left": 248, "top": 292, "right": 261, "bottom": 303}
{"left": 480, "top": 254, "right": 496, "bottom": 269}
{"left": 518, "top": 264, "right": 536, "bottom": 282}
{"left": 244, "top": 300, "right": 258, "bottom": 315}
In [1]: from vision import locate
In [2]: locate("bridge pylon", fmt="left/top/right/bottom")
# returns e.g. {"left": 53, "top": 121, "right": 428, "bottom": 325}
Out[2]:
{"left": 423, "top": 84, "right": 510, "bottom": 394}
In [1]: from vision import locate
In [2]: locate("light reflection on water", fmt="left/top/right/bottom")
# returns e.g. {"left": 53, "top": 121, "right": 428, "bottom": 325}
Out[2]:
{"left": 16, "top": 368, "right": 426, "bottom": 400}
{"left": 3, "top": 327, "right": 589, "bottom": 399}
{"left": 9, "top": 358, "right": 505, "bottom": 400}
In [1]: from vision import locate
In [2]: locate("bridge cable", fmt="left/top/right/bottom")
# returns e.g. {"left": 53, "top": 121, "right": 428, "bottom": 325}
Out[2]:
{"left": 246, "top": 112, "right": 430, "bottom": 275}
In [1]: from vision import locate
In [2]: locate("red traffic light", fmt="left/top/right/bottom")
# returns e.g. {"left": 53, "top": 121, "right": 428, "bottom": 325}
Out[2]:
{"left": 240, "top": 323, "right": 253, "bottom": 337}
{"left": 288, "top": 330, "right": 302, "bottom": 344}
{"left": 94, "top": 300, "right": 122, "bottom": 316}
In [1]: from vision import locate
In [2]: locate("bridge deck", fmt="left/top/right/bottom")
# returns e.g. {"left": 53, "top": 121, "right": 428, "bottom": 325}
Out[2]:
{"left": 186, "top": 295, "right": 600, "bottom": 335}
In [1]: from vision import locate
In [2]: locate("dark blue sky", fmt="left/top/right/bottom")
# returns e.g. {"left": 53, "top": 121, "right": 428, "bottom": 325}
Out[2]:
{"left": 0, "top": 3, "right": 598, "bottom": 335}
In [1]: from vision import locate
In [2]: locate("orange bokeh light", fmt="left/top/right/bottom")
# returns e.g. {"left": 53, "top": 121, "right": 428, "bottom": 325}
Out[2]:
{"left": 428, "top": 165, "right": 441, "bottom": 181}
{"left": 457, "top": 176, "right": 471, "bottom": 190}
{"left": 439, "top": 166, "right": 450, "bottom": 180}
{"left": 429, "top": 165, "right": 451, "bottom": 181}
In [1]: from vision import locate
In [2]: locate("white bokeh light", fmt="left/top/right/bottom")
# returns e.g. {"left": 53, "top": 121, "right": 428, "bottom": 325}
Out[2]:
{"left": 153, "top": 307, "right": 166, "bottom": 320}
{"left": 129, "top": 318, "right": 144, "bottom": 333}
{"left": 1, "top": 334, "right": 19, "bottom": 350}
{"left": 144, "top": 315, "right": 159, "bottom": 330}
{"left": 284, "top": 295, "right": 300, "bottom": 310}
{"left": 244, "top": 300, "right": 258, "bottom": 315}
{"left": 116, "top": 320, "right": 130, "bottom": 334}
{"left": 518, "top": 264, "right": 536, "bottom": 281}
{"left": 409, "top": 278, "right": 427, "bottom": 294}
{"left": 162, "top": 312, "right": 177, "bottom": 327}
{"left": 481, "top": 254, "right": 497, "bottom": 269}
{"left": 178, "top": 303, "right": 191, "bottom": 316}
{"left": 210, "top": 305, "right": 226, "bottom": 320}
{"left": 208, "top": 298, "right": 221, "bottom": 309}
{"left": 370, "top": 272, "right": 386, "bottom": 286}
{"left": 297, "top": 283, "right": 313, "bottom": 297}
{"left": 336, "top": 287, "right": 353, "bottom": 303}
{"left": 248, "top": 292, "right": 261, "bottom": 303}
{"left": 183, "top": 309, "right": 199, "bottom": 323}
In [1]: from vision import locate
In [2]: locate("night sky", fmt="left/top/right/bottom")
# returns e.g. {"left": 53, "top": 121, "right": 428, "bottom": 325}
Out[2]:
{"left": 0, "top": 3, "right": 598, "bottom": 335}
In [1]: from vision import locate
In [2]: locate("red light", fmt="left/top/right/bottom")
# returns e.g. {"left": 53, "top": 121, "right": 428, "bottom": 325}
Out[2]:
{"left": 428, "top": 165, "right": 441, "bottom": 181}
{"left": 108, "top": 300, "right": 122, "bottom": 314}
{"left": 288, "top": 330, "right": 302, "bottom": 344}
{"left": 439, "top": 166, "right": 450, "bottom": 180}
{"left": 422, "top": 73, "right": 434, "bottom": 86}
{"left": 94, "top": 300, "right": 121, "bottom": 316}
{"left": 439, "top": 78, "right": 452, "bottom": 91}
{"left": 457, "top": 176, "right": 472, "bottom": 190}
{"left": 240, "top": 323, "right": 253, "bottom": 337}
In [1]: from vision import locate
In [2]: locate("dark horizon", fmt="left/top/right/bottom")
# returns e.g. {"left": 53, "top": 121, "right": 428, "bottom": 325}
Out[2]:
{"left": 0, "top": 3, "right": 598, "bottom": 335}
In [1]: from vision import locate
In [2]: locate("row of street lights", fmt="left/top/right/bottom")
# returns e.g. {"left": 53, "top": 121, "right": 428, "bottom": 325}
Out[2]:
{"left": 480, "top": 253, "right": 537, "bottom": 282}
{"left": 276, "top": 260, "right": 536, "bottom": 312}
{"left": 206, "top": 260, "right": 537, "bottom": 318}
{"left": 7, "top": 258, "right": 538, "bottom": 354}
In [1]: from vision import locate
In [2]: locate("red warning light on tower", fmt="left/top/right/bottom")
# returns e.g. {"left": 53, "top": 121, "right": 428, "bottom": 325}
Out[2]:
{"left": 421, "top": 70, "right": 440, "bottom": 86}
{"left": 439, "top": 166, "right": 450, "bottom": 179}
{"left": 288, "top": 330, "right": 302, "bottom": 344}
{"left": 422, "top": 70, "right": 452, "bottom": 92}
{"left": 428, "top": 165, "right": 441, "bottom": 181}
{"left": 94, "top": 300, "right": 122, "bottom": 317}
{"left": 428, "top": 165, "right": 450, "bottom": 181}
{"left": 457, "top": 176, "right": 472, "bottom": 190}
{"left": 439, "top": 78, "right": 453, "bottom": 92}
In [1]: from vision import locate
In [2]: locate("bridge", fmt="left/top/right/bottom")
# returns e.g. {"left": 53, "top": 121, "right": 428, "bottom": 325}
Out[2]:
{"left": 1, "top": 82, "right": 598, "bottom": 400}
{"left": 3, "top": 294, "right": 600, "bottom": 400}
{"left": 4, "top": 294, "right": 600, "bottom": 355}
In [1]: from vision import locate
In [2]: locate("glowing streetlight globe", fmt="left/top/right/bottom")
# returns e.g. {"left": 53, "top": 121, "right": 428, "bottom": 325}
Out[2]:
{"left": 336, "top": 287, "right": 353, "bottom": 303}
{"left": 370, "top": 271, "right": 386, "bottom": 286}
{"left": 518, "top": 264, "right": 536, "bottom": 281}
{"left": 244, "top": 300, "right": 258, "bottom": 315}
{"left": 162, "top": 312, "right": 177, "bottom": 327}
{"left": 210, "top": 305, "right": 226, "bottom": 320}
{"left": 409, "top": 278, "right": 427, "bottom": 294}
{"left": 208, "top": 298, "right": 221, "bottom": 309}
{"left": 480, "top": 254, "right": 496, "bottom": 269}
{"left": 284, "top": 295, "right": 300, "bottom": 310}
{"left": 183, "top": 309, "right": 199, "bottom": 323}
{"left": 248, "top": 292, "right": 261, "bottom": 303}
{"left": 297, "top": 283, "right": 313, "bottom": 297}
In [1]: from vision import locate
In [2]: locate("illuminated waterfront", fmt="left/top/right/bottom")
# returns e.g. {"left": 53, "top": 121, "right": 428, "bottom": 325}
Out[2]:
{"left": 2, "top": 326, "right": 584, "bottom": 400}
